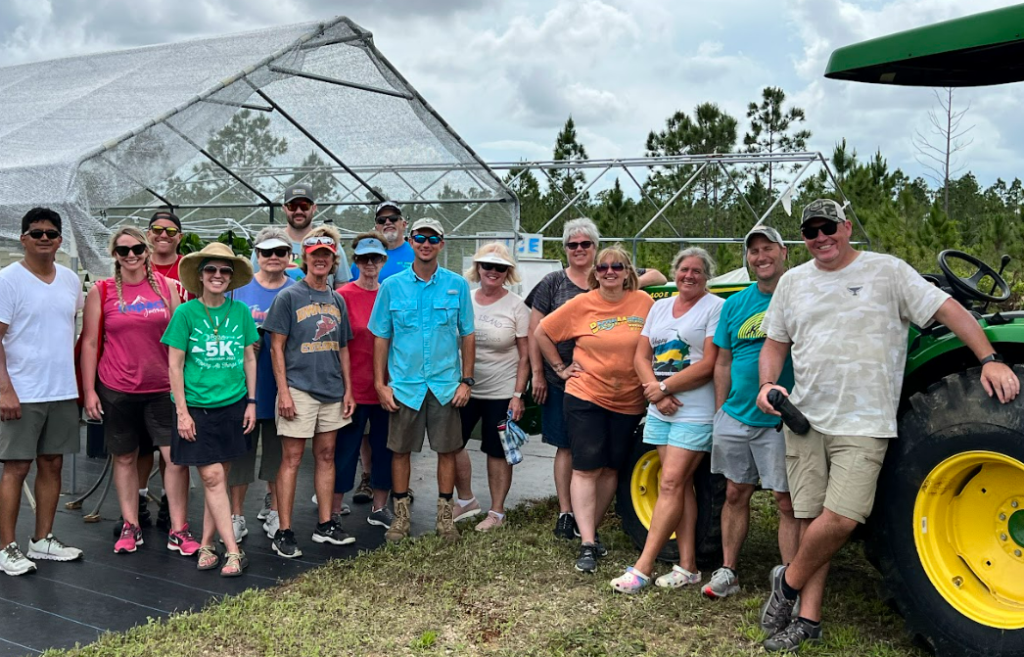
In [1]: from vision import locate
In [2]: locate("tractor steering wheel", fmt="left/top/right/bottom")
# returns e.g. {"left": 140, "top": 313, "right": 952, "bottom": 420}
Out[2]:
{"left": 937, "top": 250, "right": 1010, "bottom": 304}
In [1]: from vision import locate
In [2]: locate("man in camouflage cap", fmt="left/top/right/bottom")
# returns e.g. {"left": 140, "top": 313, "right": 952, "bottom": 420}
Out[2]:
{"left": 752, "top": 199, "right": 1019, "bottom": 652}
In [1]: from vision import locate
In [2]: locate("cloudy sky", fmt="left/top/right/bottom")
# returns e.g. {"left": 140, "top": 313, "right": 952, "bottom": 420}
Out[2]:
{"left": 1, "top": 0, "right": 1021, "bottom": 191}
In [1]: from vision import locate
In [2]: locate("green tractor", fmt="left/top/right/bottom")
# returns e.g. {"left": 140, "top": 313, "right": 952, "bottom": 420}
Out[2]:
{"left": 613, "top": 7, "right": 1024, "bottom": 657}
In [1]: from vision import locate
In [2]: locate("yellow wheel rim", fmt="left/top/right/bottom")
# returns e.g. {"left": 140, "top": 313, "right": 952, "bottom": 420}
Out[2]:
{"left": 630, "top": 449, "right": 675, "bottom": 540}
{"left": 915, "top": 450, "right": 1024, "bottom": 629}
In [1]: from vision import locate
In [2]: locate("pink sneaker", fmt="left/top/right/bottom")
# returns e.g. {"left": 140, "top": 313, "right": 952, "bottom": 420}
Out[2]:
{"left": 167, "top": 523, "right": 201, "bottom": 556}
{"left": 114, "top": 522, "right": 142, "bottom": 554}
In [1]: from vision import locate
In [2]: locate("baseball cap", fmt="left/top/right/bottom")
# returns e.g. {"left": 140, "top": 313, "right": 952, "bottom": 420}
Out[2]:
{"left": 303, "top": 235, "right": 336, "bottom": 254}
{"left": 801, "top": 199, "right": 846, "bottom": 226}
{"left": 284, "top": 184, "right": 315, "bottom": 205}
{"left": 744, "top": 225, "right": 785, "bottom": 248}
{"left": 474, "top": 252, "right": 515, "bottom": 267}
{"left": 410, "top": 217, "right": 445, "bottom": 237}
{"left": 353, "top": 236, "right": 387, "bottom": 257}
{"left": 254, "top": 237, "right": 291, "bottom": 250}
{"left": 375, "top": 200, "right": 402, "bottom": 216}
{"left": 149, "top": 210, "right": 181, "bottom": 230}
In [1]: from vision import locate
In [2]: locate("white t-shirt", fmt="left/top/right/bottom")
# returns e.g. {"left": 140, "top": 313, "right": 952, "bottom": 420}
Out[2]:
{"left": 471, "top": 291, "right": 530, "bottom": 400}
{"left": 763, "top": 251, "right": 949, "bottom": 438}
{"left": 0, "top": 262, "right": 84, "bottom": 403}
{"left": 641, "top": 293, "right": 723, "bottom": 424}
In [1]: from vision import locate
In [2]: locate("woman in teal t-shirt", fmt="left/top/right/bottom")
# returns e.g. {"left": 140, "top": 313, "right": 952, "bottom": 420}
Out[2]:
{"left": 162, "top": 243, "right": 259, "bottom": 577}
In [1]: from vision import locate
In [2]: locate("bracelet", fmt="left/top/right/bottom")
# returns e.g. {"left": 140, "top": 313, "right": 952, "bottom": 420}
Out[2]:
{"left": 513, "top": 391, "right": 524, "bottom": 399}
{"left": 759, "top": 382, "right": 775, "bottom": 390}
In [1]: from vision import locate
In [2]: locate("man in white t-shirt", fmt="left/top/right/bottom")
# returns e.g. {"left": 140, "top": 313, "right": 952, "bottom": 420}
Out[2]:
{"left": 753, "top": 199, "right": 1019, "bottom": 652}
{"left": 0, "top": 207, "right": 86, "bottom": 576}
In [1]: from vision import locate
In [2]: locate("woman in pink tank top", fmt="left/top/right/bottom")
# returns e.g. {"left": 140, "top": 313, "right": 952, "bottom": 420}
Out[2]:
{"left": 79, "top": 227, "right": 198, "bottom": 556}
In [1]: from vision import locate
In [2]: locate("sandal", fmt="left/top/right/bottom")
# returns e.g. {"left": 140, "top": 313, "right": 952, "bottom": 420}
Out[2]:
{"left": 196, "top": 545, "right": 220, "bottom": 571}
{"left": 220, "top": 550, "right": 248, "bottom": 577}
{"left": 655, "top": 565, "right": 701, "bottom": 589}
{"left": 610, "top": 566, "right": 651, "bottom": 594}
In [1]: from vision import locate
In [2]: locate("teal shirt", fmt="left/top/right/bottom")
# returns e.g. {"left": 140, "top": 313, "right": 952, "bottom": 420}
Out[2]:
{"left": 368, "top": 266, "right": 474, "bottom": 410}
{"left": 713, "top": 283, "right": 794, "bottom": 427}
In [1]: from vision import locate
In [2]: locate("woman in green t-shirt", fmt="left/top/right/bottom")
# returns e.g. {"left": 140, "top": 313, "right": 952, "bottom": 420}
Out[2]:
{"left": 162, "top": 242, "right": 259, "bottom": 577}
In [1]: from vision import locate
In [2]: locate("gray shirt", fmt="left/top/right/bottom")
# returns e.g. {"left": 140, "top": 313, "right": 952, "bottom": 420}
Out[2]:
{"left": 262, "top": 280, "right": 353, "bottom": 403}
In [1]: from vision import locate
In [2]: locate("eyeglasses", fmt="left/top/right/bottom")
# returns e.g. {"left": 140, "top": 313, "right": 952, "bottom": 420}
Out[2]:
{"left": 202, "top": 266, "right": 234, "bottom": 276}
{"left": 257, "top": 247, "right": 291, "bottom": 258}
{"left": 566, "top": 240, "right": 594, "bottom": 251}
{"left": 412, "top": 234, "right": 442, "bottom": 245}
{"left": 113, "top": 244, "right": 147, "bottom": 257}
{"left": 24, "top": 229, "right": 61, "bottom": 240}
{"left": 801, "top": 222, "right": 840, "bottom": 240}
{"left": 149, "top": 225, "right": 180, "bottom": 237}
{"left": 356, "top": 254, "right": 384, "bottom": 265}
{"left": 479, "top": 262, "right": 509, "bottom": 273}
{"left": 375, "top": 214, "right": 403, "bottom": 225}
{"left": 595, "top": 262, "right": 626, "bottom": 272}
{"left": 285, "top": 200, "right": 313, "bottom": 212}
{"left": 302, "top": 236, "right": 335, "bottom": 247}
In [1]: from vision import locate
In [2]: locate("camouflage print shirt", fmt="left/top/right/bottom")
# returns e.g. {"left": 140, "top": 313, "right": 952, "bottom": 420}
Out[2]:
{"left": 763, "top": 252, "right": 949, "bottom": 438}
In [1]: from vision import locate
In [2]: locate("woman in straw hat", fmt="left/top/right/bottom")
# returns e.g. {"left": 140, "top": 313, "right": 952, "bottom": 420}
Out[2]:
{"left": 161, "top": 242, "right": 259, "bottom": 576}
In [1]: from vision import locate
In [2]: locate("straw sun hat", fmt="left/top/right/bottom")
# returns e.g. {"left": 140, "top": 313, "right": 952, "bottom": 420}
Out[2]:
{"left": 178, "top": 242, "right": 254, "bottom": 295}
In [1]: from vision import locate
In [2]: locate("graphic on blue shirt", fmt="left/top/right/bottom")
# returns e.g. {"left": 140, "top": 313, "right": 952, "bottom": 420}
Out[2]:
{"left": 233, "top": 278, "right": 294, "bottom": 419}
{"left": 652, "top": 336, "right": 690, "bottom": 379}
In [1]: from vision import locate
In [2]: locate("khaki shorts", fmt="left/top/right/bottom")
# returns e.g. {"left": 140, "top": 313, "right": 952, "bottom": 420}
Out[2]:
{"left": 388, "top": 391, "right": 462, "bottom": 454}
{"left": 276, "top": 387, "right": 350, "bottom": 439}
{"left": 783, "top": 426, "right": 889, "bottom": 524}
{"left": 0, "top": 400, "right": 80, "bottom": 461}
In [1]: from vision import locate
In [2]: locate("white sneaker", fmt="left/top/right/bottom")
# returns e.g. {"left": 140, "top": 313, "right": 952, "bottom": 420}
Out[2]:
{"left": 26, "top": 534, "right": 82, "bottom": 562}
{"left": 0, "top": 542, "right": 37, "bottom": 576}
{"left": 257, "top": 492, "right": 273, "bottom": 521}
{"left": 263, "top": 510, "right": 280, "bottom": 539}
{"left": 232, "top": 515, "right": 248, "bottom": 542}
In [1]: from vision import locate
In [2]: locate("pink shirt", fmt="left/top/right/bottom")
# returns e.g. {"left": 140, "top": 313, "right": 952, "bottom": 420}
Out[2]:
{"left": 97, "top": 274, "right": 174, "bottom": 394}
{"left": 337, "top": 282, "right": 379, "bottom": 406}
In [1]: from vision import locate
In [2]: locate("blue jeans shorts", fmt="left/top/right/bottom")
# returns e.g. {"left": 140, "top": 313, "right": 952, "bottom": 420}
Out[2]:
{"left": 642, "top": 415, "right": 713, "bottom": 452}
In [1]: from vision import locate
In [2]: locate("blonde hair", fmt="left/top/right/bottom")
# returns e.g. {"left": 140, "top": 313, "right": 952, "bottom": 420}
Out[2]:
{"left": 464, "top": 242, "right": 521, "bottom": 284}
{"left": 300, "top": 225, "right": 342, "bottom": 275}
{"left": 108, "top": 227, "right": 167, "bottom": 313}
{"left": 587, "top": 244, "right": 640, "bottom": 291}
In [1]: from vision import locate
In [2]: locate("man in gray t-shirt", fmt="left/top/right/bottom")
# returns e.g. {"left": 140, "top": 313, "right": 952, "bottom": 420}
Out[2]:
{"left": 752, "top": 199, "right": 1019, "bottom": 653}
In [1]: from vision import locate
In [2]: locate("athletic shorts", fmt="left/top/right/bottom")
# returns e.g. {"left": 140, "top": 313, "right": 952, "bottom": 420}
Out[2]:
{"left": 564, "top": 394, "right": 643, "bottom": 471}
{"left": 642, "top": 415, "right": 713, "bottom": 452}
{"left": 276, "top": 387, "right": 350, "bottom": 439}
{"left": 97, "top": 381, "right": 173, "bottom": 455}
{"left": 0, "top": 400, "right": 79, "bottom": 461}
{"left": 710, "top": 409, "right": 789, "bottom": 492}
{"left": 387, "top": 391, "right": 462, "bottom": 454}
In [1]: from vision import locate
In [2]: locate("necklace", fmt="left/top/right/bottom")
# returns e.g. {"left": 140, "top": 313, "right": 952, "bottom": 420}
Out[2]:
{"left": 201, "top": 298, "right": 226, "bottom": 343}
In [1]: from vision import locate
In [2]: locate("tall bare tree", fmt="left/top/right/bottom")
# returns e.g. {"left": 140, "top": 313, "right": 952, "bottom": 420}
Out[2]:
{"left": 913, "top": 87, "right": 974, "bottom": 218}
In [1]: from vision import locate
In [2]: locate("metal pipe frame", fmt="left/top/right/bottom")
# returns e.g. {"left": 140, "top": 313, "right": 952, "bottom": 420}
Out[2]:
{"left": 268, "top": 65, "right": 414, "bottom": 99}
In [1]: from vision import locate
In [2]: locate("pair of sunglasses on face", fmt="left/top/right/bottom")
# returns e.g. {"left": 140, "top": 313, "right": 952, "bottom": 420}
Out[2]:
{"left": 114, "top": 244, "right": 147, "bottom": 257}
{"left": 412, "top": 234, "right": 442, "bottom": 245}
{"left": 285, "top": 200, "right": 313, "bottom": 212}
{"left": 595, "top": 262, "right": 626, "bottom": 273}
{"left": 24, "top": 229, "right": 61, "bottom": 240}
{"left": 566, "top": 240, "right": 593, "bottom": 251}
{"left": 801, "top": 222, "right": 840, "bottom": 240}
{"left": 149, "top": 225, "right": 180, "bottom": 237}
{"left": 257, "top": 247, "right": 291, "bottom": 258}
{"left": 375, "top": 214, "right": 402, "bottom": 225}
{"left": 356, "top": 254, "right": 384, "bottom": 265}
{"left": 479, "top": 262, "right": 508, "bottom": 273}
{"left": 202, "top": 265, "right": 234, "bottom": 276}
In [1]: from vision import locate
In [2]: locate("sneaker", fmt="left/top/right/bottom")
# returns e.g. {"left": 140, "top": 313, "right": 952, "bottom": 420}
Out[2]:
{"left": 474, "top": 511, "right": 504, "bottom": 532}
{"left": 436, "top": 498, "right": 460, "bottom": 542}
{"left": 0, "top": 542, "right": 36, "bottom": 576}
{"left": 156, "top": 494, "right": 171, "bottom": 532}
{"left": 575, "top": 543, "right": 598, "bottom": 573}
{"left": 655, "top": 565, "right": 701, "bottom": 589}
{"left": 594, "top": 534, "right": 609, "bottom": 558}
{"left": 763, "top": 618, "right": 822, "bottom": 653}
{"left": 167, "top": 524, "right": 201, "bottom": 556}
{"left": 453, "top": 498, "right": 481, "bottom": 522}
{"left": 353, "top": 474, "right": 373, "bottom": 504}
{"left": 385, "top": 497, "right": 411, "bottom": 543}
{"left": 367, "top": 505, "right": 394, "bottom": 529}
{"left": 27, "top": 534, "right": 83, "bottom": 562}
{"left": 231, "top": 515, "right": 248, "bottom": 543}
{"left": 114, "top": 522, "right": 143, "bottom": 554}
{"left": 312, "top": 520, "right": 355, "bottom": 546}
{"left": 257, "top": 493, "right": 273, "bottom": 521}
{"left": 272, "top": 528, "right": 303, "bottom": 558}
{"left": 336, "top": 503, "right": 351, "bottom": 516}
{"left": 553, "top": 513, "right": 577, "bottom": 540}
{"left": 703, "top": 567, "right": 740, "bottom": 599}
{"left": 263, "top": 510, "right": 280, "bottom": 539}
{"left": 138, "top": 494, "right": 152, "bottom": 527}
{"left": 610, "top": 566, "right": 651, "bottom": 594}
{"left": 760, "top": 565, "right": 799, "bottom": 636}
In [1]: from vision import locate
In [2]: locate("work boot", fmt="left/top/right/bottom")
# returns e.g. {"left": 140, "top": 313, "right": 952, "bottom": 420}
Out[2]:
{"left": 385, "top": 497, "right": 411, "bottom": 543}
{"left": 436, "top": 498, "right": 460, "bottom": 542}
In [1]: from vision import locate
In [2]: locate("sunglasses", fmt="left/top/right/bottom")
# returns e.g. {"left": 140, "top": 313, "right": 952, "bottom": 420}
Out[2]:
{"left": 479, "top": 262, "right": 509, "bottom": 273}
{"left": 149, "top": 225, "right": 180, "bottom": 237}
{"left": 595, "top": 262, "right": 626, "bottom": 272}
{"left": 113, "top": 244, "right": 147, "bottom": 257}
{"left": 375, "top": 214, "right": 403, "bottom": 225}
{"left": 566, "top": 240, "right": 594, "bottom": 251}
{"left": 258, "top": 247, "right": 291, "bottom": 258}
{"left": 303, "top": 236, "right": 335, "bottom": 247}
{"left": 412, "top": 234, "right": 442, "bottom": 245}
{"left": 24, "top": 229, "right": 61, "bottom": 240}
{"left": 285, "top": 200, "right": 313, "bottom": 212}
{"left": 801, "top": 222, "right": 840, "bottom": 240}
{"left": 356, "top": 254, "right": 384, "bottom": 265}
{"left": 202, "top": 265, "right": 234, "bottom": 276}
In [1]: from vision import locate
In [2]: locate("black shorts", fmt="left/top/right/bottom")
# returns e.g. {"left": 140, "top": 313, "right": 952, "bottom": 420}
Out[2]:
{"left": 97, "top": 381, "right": 173, "bottom": 456}
{"left": 460, "top": 397, "right": 509, "bottom": 460}
{"left": 564, "top": 394, "right": 643, "bottom": 471}
{"left": 171, "top": 397, "right": 249, "bottom": 467}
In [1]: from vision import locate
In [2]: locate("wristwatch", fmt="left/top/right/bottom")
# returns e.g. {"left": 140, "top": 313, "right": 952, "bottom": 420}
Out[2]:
{"left": 512, "top": 391, "right": 524, "bottom": 399}
{"left": 246, "top": 398, "right": 257, "bottom": 404}
{"left": 980, "top": 353, "right": 1005, "bottom": 365}
{"left": 461, "top": 377, "right": 476, "bottom": 387}
{"left": 659, "top": 382, "right": 668, "bottom": 394}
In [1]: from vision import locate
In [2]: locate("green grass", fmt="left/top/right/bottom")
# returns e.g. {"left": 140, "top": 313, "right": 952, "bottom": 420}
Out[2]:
{"left": 43, "top": 494, "right": 924, "bottom": 657}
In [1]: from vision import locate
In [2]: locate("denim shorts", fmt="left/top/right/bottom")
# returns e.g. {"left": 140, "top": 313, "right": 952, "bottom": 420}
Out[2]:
{"left": 541, "top": 384, "right": 570, "bottom": 449}
{"left": 642, "top": 415, "right": 713, "bottom": 452}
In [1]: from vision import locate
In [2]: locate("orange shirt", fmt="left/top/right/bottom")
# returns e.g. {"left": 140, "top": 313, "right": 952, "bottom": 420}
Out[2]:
{"left": 541, "top": 289, "right": 654, "bottom": 414}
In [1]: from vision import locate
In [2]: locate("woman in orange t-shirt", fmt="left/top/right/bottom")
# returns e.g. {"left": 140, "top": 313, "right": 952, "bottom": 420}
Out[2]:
{"left": 536, "top": 245, "right": 653, "bottom": 573}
